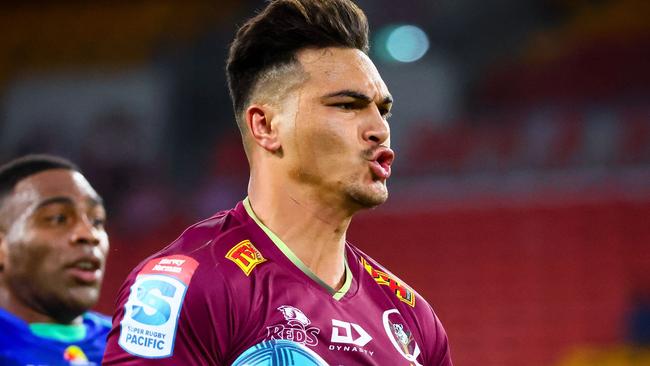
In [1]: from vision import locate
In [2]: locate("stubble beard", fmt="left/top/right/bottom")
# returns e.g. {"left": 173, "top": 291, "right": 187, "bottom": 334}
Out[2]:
{"left": 345, "top": 176, "right": 389, "bottom": 209}
{"left": 7, "top": 252, "right": 100, "bottom": 323}
{"left": 290, "top": 155, "right": 389, "bottom": 210}
{"left": 9, "top": 269, "right": 99, "bottom": 323}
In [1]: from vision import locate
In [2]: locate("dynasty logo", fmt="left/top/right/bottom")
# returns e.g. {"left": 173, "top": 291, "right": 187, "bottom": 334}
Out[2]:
{"left": 329, "top": 319, "right": 375, "bottom": 357}
{"left": 266, "top": 306, "right": 320, "bottom": 347}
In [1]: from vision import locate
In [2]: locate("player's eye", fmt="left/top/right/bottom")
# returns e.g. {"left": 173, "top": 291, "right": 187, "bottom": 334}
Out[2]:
{"left": 46, "top": 214, "right": 69, "bottom": 225}
{"left": 332, "top": 102, "right": 356, "bottom": 110}
{"left": 379, "top": 108, "right": 392, "bottom": 120}
{"left": 91, "top": 217, "right": 106, "bottom": 229}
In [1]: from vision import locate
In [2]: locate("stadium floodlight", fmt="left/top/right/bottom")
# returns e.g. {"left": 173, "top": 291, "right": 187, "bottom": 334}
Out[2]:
{"left": 375, "top": 24, "right": 429, "bottom": 63}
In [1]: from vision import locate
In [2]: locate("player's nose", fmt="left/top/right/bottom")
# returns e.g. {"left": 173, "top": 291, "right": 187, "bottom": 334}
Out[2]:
{"left": 70, "top": 217, "right": 101, "bottom": 246}
{"left": 362, "top": 110, "right": 390, "bottom": 146}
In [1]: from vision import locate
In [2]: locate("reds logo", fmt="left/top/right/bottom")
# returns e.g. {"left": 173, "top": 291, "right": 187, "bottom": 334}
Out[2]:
{"left": 266, "top": 306, "right": 320, "bottom": 347}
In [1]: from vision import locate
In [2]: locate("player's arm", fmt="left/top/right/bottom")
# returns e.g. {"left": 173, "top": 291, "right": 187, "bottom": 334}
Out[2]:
{"left": 423, "top": 302, "right": 453, "bottom": 366}
{"left": 102, "top": 255, "right": 234, "bottom": 365}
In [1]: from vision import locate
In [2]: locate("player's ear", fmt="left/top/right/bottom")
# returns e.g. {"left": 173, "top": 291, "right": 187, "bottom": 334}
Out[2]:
{"left": 0, "top": 230, "right": 6, "bottom": 271}
{"left": 246, "top": 103, "right": 282, "bottom": 153}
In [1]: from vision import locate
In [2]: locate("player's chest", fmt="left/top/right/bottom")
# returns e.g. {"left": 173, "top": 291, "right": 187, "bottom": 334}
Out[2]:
{"left": 233, "top": 291, "right": 425, "bottom": 365}
{"left": 0, "top": 339, "right": 103, "bottom": 366}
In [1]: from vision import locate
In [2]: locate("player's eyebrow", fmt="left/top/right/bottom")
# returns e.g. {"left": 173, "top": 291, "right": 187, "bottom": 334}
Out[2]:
{"left": 322, "top": 90, "right": 393, "bottom": 105}
{"left": 89, "top": 196, "right": 104, "bottom": 207}
{"left": 35, "top": 196, "right": 104, "bottom": 209}
{"left": 35, "top": 196, "right": 73, "bottom": 209}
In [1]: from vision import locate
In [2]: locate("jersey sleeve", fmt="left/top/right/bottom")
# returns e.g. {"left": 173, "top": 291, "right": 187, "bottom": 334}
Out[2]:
{"left": 422, "top": 302, "right": 453, "bottom": 366}
{"left": 102, "top": 254, "right": 236, "bottom": 365}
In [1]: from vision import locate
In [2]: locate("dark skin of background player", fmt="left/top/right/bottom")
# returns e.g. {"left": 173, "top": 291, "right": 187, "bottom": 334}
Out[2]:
{"left": 0, "top": 168, "right": 108, "bottom": 325}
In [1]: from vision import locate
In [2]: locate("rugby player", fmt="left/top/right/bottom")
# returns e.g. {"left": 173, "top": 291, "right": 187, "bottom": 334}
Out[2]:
{"left": 0, "top": 154, "right": 110, "bottom": 365}
{"left": 103, "top": 0, "right": 452, "bottom": 364}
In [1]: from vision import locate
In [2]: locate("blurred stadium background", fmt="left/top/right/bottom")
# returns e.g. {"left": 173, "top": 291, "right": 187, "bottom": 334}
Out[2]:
{"left": 1, "top": 0, "right": 648, "bottom": 365}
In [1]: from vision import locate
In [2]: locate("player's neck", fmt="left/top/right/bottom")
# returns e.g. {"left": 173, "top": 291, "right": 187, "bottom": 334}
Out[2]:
{"left": 248, "top": 181, "right": 352, "bottom": 290}
{"left": 0, "top": 285, "right": 83, "bottom": 325}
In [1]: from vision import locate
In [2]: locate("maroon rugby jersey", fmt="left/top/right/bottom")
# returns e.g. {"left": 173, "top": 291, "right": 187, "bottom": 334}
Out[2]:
{"left": 103, "top": 199, "right": 452, "bottom": 365}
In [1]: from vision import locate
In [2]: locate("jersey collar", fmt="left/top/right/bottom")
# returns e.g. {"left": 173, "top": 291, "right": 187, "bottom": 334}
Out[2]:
{"left": 243, "top": 197, "right": 352, "bottom": 300}
{"left": 29, "top": 321, "right": 86, "bottom": 342}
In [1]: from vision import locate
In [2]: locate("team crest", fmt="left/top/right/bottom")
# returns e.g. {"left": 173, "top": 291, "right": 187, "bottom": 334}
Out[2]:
{"left": 361, "top": 258, "right": 415, "bottom": 307}
{"left": 278, "top": 305, "right": 312, "bottom": 326}
{"left": 118, "top": 255, "right": 199, "bottom": 358}
{"left": 266, "top": 306, "right": 320, "bottom": 347}
{"left": 226, "top": 240, "right": 267, "bottom": 275}
{"left": 383, "top": 309, "right": 423, "bottom": 366}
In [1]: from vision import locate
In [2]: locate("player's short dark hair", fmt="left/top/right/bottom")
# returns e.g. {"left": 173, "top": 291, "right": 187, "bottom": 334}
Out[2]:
{"left": 226, "top": 0, "right": 369, "bottom": 120}
{"left": 0, "top": 154, "right": 79, "bottom": 206}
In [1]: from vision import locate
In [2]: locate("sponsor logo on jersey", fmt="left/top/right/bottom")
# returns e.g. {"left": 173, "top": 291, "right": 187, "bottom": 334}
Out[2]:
{"left": 330, "top": 319, "right": 372, "bottom": 347}
{"left": 266, "top": 306, "right": 320, "bottom": 347}
{"left": 226, "top": 240, "right": 267, "bottom": 276}
{"left": 361, "top": 257, "right": 415, "bottom": 307}
{"left": 382, "top": 309, "right": 423, "bottom": 366}
{"left": 63, "top": 345, "right": 91, "bottom": 365}
{"left": 328, "top": 319, "right": 375, "bottom": 357}
{"left": 118, "top": 255, "right": 199, "bottom": 358}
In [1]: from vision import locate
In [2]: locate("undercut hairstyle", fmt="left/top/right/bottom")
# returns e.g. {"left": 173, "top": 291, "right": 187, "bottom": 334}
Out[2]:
{"left": 0, "top": 154, "right": 79, "bottom": 208}
{"left": 226, "top": 0, "right": 369, "bottom": 128}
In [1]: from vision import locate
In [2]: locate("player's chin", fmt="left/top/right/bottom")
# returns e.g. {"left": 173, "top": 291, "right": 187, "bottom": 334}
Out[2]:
{"left": 349, "top": 182, "right": 388, "bottom": 208}
{"left": 68, "top": 286, "right": 101, "bottom": 308}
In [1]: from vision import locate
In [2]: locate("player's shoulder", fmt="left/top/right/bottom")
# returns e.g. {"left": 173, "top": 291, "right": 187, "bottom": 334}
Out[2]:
{"left": 83, "top": 311, "right": 112, "bottom": 333}
{"left": 347, "top": 243, "right": 410, "bottom": 287}
{"left": 0, "top": 308, "right": 27, "bottom": 342}
{"left": 108, "top": 204, "right": 262, "bottom": 361}
{"left": 135, "top": 202, "right": 254, "bottom": 270}
{"left": 347, "top": 243, "right": 428, "bottom": 312}
{"left": 0, "top": 307, "right": 21, "bottom": 327}
{"left": 119, "top": 201, "right": 266, "bottom": 300}
{"left": 347, "top": 244, "right": 452, "bottom": 364}
{"left": 165, "top": 203, "right": 250, "bottom": 253}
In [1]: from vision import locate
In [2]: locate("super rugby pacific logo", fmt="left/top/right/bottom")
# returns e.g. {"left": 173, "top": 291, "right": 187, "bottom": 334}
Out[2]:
{"left": 118, "top": 255, "right": 198, "bottom": 358}
{"left": 266, "top": 306, "right": 320, "bottom": 347}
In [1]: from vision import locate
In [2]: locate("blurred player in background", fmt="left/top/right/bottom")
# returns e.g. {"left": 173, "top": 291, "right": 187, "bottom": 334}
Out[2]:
{"left": 103, "top": 0, "right": 452, "bottom": 364}
{"left": 0, "top": 155, "right": 110, "bottom": 365}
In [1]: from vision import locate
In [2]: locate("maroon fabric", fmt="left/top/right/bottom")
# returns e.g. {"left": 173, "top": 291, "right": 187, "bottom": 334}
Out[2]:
{"left": 103, "top": 201, "right": 452, "bottom": 365}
